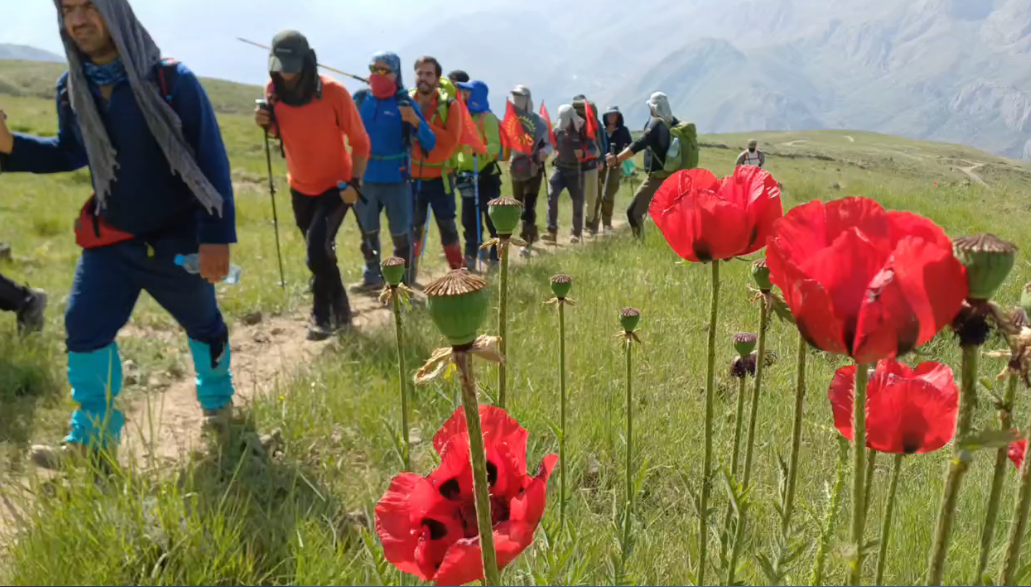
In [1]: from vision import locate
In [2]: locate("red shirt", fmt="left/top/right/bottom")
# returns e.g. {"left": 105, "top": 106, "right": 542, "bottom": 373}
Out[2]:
{"left": 268, "top": 76, "right": 371, "bottom": 196}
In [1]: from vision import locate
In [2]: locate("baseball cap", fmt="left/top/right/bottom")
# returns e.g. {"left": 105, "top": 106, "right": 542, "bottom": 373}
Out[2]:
{"left": 269, "top": 30, "right": 310, "bottom": 74}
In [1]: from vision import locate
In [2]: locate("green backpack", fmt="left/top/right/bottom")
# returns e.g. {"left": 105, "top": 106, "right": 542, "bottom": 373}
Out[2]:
{"left": 660, "top": 120, "right": 699, "bottom": 173}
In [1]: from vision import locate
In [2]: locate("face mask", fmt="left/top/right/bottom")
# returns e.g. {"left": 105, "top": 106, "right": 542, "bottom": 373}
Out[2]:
{"left": 749, "top": 147, "right": 756, "bottom": 153}
{"left": 512, "top": 95, "right": 529, "bottom": 110}
{"left": 369, "top": 73, "right": 396, "bottom": 99}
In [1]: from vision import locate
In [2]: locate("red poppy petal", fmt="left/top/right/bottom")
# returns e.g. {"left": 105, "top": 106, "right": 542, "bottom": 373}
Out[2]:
{"left": 650, "top": 169, "right": 721, "bottom": 262}
{"left": 434, "top": 406, "right": 468, "bottom": 456}
{"left": 802, "top": 228, "right": 887, "bottom": 332}
{"left": 887, "top": 211, "right": 953, "bottom": 251}
{"left": 480, "top": 406, "right": 530, "bottom": 476}
{"left": 854, "top": 237, "right": 967, "bottom": 364}
{"left": 766, "top": 200, "right": 830, "bottom": 269}
{"left": 828, "top": 366, "right": 858, "bottom": 441}
{"left": 866, "top": 370, "right": 958, "bottom": 454}
{"left": 745, "top": 172, "right": 784, "bottom": 256}
{"left": 695, "top": 197, "right": 751, "bottom": 261}
{"left": 767, "top": 245, "right": 849, "bottom": 355}
{"left": 1009, "top": 438, "right": 1027, "bottom": 470}
{"left": 494, "top": 521, "right": 538, "bottom": 569}
{"left": 427, "top": 435, "right": 473, "bottom": 503}
{"left": 510, "top": 454, "right": 559, "bottom": 526}
{"left": 825, "top": 197, "right": 891, "bottom": 250}
{"left": 432, "top": 538, "right": 483, "bottom": 586}
{"left": 913, "top": 361, "right": 957, "bottom": 392}
{"left": 376, "top": 473, "right": 441, "bottom": 580}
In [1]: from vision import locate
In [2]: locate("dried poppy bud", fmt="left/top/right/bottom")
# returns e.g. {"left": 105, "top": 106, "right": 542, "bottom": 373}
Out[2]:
{"left": 733, "top": 332, "right": 757, "bottom": 357}
{"left": 550, "top": 274, "right": 572, "bottom": 299}
{"left": 620, "top": 308, "right": 640, "bottom": 333}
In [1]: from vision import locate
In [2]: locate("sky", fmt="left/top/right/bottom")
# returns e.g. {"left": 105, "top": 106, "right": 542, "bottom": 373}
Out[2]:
{"left": 0, "top": 0, "right": 503, "bottom": 92}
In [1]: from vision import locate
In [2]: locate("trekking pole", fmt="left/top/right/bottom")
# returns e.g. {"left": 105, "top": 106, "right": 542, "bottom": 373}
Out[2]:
{"left": 473, "top": 155, "right": 481, "bottom": 272}
{"left": 262, "top": 127, "right": 286, "bottom": 288}
{"left": 598, "top": 143, "right": 616, "bottom": 235}
{"left": 237, "top": 38, "right": 368, "bottom": 83}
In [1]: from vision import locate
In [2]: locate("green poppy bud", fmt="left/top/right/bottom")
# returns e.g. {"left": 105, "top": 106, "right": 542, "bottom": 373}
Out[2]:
{"left": 488, "top": 196, "right": 523, "bottom": 237}
{"left": 952, "top": 234, "right": 1017, "bottom": 301}
{"left": 550, "top": 274, "right": 572, "bottom": 299}
{"left": 381, "top": 257, "right": 406, "bottom": 287}
{"left": 620, "top": 308, "right": 640, "bottom": 333}
{"left": 733, "top": 332, "right": 757, "bottom": 357}
{"left": 424, "top": 270, "right": 490, "bottom": 347}
{"left": 752, "top": 259, "right": 773, "bottom": 291}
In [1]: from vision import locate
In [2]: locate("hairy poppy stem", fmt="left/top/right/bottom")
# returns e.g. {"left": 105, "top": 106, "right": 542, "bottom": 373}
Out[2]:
{"left": 864, "top": 449, "right": 878, "bottom": 521}
{"left": 1000, "top": 402, "right": 1031, "bottom": 584}
{"left": 698, "top": 260, "right": 721, "bottom": 587}
{"left": 392, "top": 289, "right": 410, "bottom": 471}
{"left": 811, "top": 437, "right": 850, "bottom": 586}
{"left": 728, "top": 288, "right": 769, "bottom": 585}
{"left": 976, "top": 373, "right": 1018, "bottom": 583}
{"left": 874, "top": 454, "right": 903, "bottom": 586}
{"left": 783, "top": 332, "right": 807, "bottom": 533}
{"left": 498, "top": 241, "right": 510, "bottom": 410}
{"left": 848, "top": 362, "right": 870, "bottom": 586}
{"left": 454, "top": 351, "right": 502, "bottom": 586}
{"left": 927, "top": 343, "right": 979, "bottom": 586}
{"left": 731, "top": 375, "right": 747, "bottom": 478}
{"left": 623, "top": 335, "right": 633, "bottom": 552}
{"left": 559, "top": 298, "right": 567, "bottom": 531}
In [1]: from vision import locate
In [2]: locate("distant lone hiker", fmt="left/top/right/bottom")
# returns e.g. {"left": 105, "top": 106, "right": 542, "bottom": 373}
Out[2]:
{"left": 255, "top": 30, "right": 371, "bottom": 340}
{"left": 0, "top": 0, "right": 237, "bottom": 468}
{"left": 736, "top": 139, "right": 765, "bottom": 168}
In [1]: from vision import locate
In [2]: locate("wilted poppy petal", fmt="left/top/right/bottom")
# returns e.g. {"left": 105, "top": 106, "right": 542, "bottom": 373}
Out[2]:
{"left": 1010, "top": 438, "right": 1027, "bottom": 470}
{"left": 376, "top": 473, "right": 448, "bottom": 580}
{"left": 828, "top": 366, "right": 859, "bottom": 441}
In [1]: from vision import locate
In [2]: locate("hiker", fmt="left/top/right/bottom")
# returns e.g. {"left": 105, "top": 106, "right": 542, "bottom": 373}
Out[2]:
{"left": 507, "top": 85, "right": 552, "bottom": 255}
{"left": 607, "top": 92, "right": 680, "bottom": 238}
{"left": 255, "top": 31, "right": 370, "bottom": 340}
{"left": 455, "top": 80, "right": 502, "bottom": 270}
{"left": 0, "top": 0, "right": 237, "bottom": 466}
{"left": 0, "top": 272, "right": 47, "bottom": 334}
{"left": 736, "top": 139, "right": 765, "bottom": 168}
{"left": 544, "top": 104, "right": 598, "bottom": 244}
{"left": 351, "top": 51, "right": 435, "bottom": 290}
{"left": 591, "top": 105, "right": 633, "bottom": 233}
{"left": 571, "top": 97, "right": 606, "bottom": 236}
{"left": 410, "top": 56, "right": 464, "bottom": 279}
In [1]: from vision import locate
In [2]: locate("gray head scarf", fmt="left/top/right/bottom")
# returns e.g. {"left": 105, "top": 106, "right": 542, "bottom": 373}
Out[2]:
{"left": 646, "top": 92, "right": 674, "bottom": 125}
{"left": 53, "top": 0, "right": 223, "bottom": 215}
{"left": 557, "top": 104, "right": 583, "bottom": 132}
{"left": 511, "top": 84, "right": 533, "bottom": 113}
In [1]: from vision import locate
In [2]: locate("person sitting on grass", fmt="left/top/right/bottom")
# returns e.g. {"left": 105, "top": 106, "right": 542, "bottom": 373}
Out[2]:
{"left": 0, "top": 0, "right": 237, "bottom": 469}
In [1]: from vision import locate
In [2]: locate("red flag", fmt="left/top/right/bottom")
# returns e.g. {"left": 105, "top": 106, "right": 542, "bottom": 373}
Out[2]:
{"left": 501, "top": 100, "right": 534, "bottom": 156}
{"left": 583, "top": 99, "right": 599, "bottom": 139}
{"left": 455, "top": 92, "right": 487, "bottom": 156}
{"left": 540, "top": 101, "right": 558, "bottom": 152}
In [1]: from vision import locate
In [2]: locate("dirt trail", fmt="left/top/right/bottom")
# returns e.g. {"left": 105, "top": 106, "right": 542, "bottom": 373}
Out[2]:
{"left": 120, "top": 222, "right": 628, "bottom": 468}
{"left": 956, "top": 160, "right": 987, "bottom": 186}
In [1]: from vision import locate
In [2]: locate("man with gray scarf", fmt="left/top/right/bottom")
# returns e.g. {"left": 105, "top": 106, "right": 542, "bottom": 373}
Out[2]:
{"left": 0, "top": 0, "right": 237, "bottom": 467}
{"left": 507, "top": 85, "right": 552, "bottom": 252}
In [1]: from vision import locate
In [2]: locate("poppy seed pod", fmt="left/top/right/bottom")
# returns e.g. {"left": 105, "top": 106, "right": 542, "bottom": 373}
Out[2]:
{"left": 488, "top": 197, "right": 523, "bottom": 237}
{"left": 952, "top": 234, "right": 1017, "bottom": 301}
{"left": 550, "top": 274, "right": 572, "bottom": 299}
{"left": 752, "top": 259, "right": 773, "bottom": 291}
{"left": 382, "top": 257, "right": 406, "bottom": 287}
{"left": 734, "top": 332, "right": 758, "bottom": 357}
{"left": 424, "top": 270, "right": 490, "bottom": 347}
{"left": 620, "top": 308, "right": 640, "bottom": 333}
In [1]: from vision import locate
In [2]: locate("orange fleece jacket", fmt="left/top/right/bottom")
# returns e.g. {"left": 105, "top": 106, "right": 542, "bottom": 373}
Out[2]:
{"left": 411, "top": 94, "right": 462, "bottom": 180}
{"left": 268, "top": 76, "right": 371, "bottom": 196}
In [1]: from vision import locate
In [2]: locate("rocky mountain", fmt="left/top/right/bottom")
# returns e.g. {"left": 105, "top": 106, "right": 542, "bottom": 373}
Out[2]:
{"left": 0, "top": 44, "right": 62, "bottom": 63}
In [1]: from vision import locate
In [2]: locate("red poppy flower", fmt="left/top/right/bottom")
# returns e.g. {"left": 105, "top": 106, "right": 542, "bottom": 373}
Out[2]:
{"left": 766, "top": 196, "right": 967, "bottom": 364}
{"left": 1010, "top": 437, "right": 1027, "bottom": 470}
{"left": 376, "top": 406, "right": 558, "bottom": 586}
{"left": 648, "top": 166, "right": 783, "bottom": 262}
{"left": 829, "top": 359, "right": 958, "bottom": 454}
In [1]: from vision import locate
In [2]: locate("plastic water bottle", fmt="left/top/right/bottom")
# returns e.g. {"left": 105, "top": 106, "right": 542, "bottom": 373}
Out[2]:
{"left": 174, "top": 254, "right": 242, "bottom": 285}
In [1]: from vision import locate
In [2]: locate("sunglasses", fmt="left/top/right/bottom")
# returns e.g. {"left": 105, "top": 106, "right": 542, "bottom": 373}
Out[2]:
{"left": 368, "top": 65, "right": 393, "bottom": 75}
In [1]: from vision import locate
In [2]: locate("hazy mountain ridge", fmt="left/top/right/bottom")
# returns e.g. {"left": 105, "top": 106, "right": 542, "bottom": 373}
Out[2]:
{"left": 0, "top": 43, "right": 63, "bottom": 63}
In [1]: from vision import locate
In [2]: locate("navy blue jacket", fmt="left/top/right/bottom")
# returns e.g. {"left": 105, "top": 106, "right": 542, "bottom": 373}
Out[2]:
{"left": 0, "top": 62, "right": 236, "bottom": 244}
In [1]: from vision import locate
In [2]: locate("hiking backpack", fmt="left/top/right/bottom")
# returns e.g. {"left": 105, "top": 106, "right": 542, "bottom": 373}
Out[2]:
{"left": 660, "top": 120, "right": 699, "bottom": 174}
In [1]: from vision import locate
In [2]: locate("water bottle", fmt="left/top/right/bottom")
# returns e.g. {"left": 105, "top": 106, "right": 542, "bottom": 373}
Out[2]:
{"left": 174, "top": 254, "right": 242, "bottom": 285}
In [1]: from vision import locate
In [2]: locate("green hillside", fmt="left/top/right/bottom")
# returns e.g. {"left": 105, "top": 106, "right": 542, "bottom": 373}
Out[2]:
{"left": 0, "top": 59, "right": 262, "bottom": 114}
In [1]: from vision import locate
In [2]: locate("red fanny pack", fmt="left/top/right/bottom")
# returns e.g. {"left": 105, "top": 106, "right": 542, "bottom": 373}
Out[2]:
{"left": 74, "top": 195, "right": 135, "bottom": 249}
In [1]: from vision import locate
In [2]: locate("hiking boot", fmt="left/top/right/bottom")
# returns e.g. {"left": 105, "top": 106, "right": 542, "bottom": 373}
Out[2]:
{"left": 603, "top": 222, "right": 614, "bottom": 233}
{"left": 541, "top": 232, "right": 557, "bottom": 244}
{"left": 585, "top": 220, "right": 599, "bottom": 236}
{"left": 30, "top": 442, "right": 114, "bottom": 473}
{"left": 201, "top": 405, "right": 233, "bottom": 446}
{"left": 570, "top": 235, "right": 581, "bottom": 244}
{"left": 465, "top": 255, "right": 479, "bottom": 272}
{"left": 331, "top": 295, "right": 353, "bottom": 331}
{"left": 16, "top": 288, "right": 47, "bottom": 335}
{"left": 519, "top": 245, "right": 533, "bottom": 258}
{"left": 307, "top": 314, "right": 335, "bottom": 341}
{"left": 349, "top": 277, "right": 385, "bottom": 295}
